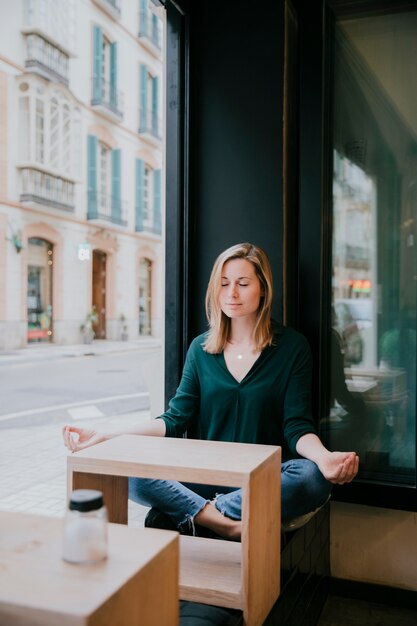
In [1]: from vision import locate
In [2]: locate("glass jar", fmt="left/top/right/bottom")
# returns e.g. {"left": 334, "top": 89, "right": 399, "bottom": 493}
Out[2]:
{"left": 62, "top": 489, "right": 108, "bottom": 564}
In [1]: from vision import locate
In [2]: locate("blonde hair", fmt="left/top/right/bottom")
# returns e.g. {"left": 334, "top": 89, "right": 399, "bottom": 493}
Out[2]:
{"left": 203, "top": 243, "right": 274, "bottom": 354}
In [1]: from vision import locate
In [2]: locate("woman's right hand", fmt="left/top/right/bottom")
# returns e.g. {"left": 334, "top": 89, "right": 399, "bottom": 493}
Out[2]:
{"left": 62, "top": 425, "right": 106, "bottom": 453}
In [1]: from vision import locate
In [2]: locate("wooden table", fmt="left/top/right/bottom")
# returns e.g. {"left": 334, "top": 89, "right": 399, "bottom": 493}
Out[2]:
{"left": 0, "top": 511, "right": 179, "bottom": 626}
{"left": 67, "top": 435, "right": 281, "bottom": 626}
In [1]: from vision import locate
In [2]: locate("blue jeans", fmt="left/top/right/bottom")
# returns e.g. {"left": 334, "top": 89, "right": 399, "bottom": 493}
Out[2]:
{"left": 129, "top": 459, "right": 332, "bottom": 528}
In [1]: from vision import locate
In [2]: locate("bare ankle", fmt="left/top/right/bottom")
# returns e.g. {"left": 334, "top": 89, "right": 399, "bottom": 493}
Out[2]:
{"left": 222, "top": 519, "right": 241, "bottom": 541}
{"left": 195, "top": 503, "right": 241, "bottom": 541}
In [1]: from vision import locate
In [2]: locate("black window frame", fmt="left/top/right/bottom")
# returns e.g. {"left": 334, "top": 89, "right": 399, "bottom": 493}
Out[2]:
{"left": 297, "top": 0, "right": 417, "bottom": 511}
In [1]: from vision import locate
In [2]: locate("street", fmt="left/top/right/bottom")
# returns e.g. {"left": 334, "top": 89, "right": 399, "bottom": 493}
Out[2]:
{"left": 0, "top": 349, "right": 153, "bottom": 427}
{"left": 0, "top": 341, "right": 162, "bottom": 524}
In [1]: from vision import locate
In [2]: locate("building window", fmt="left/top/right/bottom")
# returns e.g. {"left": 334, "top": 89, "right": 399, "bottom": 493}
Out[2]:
{"left": 91, "top": 26, "right": 123, "bottom": 119}
{"left": 87, "top": 135, "right": 126, "bottom": 226}
{"left": 139, "top": 64, "right": 160, "bottom": 139}
{"left": 143, "top": 165, "right": 151, "bottom": 223}
{"left": 324, "top": 8, "right": 417, "bottom": 493}
{"left": 98, "top": 142, "right": 112, "bottom": 216}
{"left": 18, "top": 80, "right": 81, "bottom": 179}
{"left": 35, "top": 96, "right": 44, "bottom": 163}
{"left": 18, "top": 80, "right": 80, "bottom": 210}
{"left": 138, "top": 0, "right": 162, "bottom": 51}
{"left": 135, "top": 159, "right": 161, "bottom": 235}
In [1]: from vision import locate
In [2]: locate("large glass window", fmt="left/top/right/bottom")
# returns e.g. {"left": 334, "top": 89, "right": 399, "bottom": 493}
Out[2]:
{"left": 323, "top": 9, "right": 417, "bottom": 487}
{"left": 139, "top": 258, "right": 152, "bottom": 336}
{"left": 18, "top": 80, "right": 81, "bottom": 178}
{"left": 27, "top": 238, "right": 53, "bottom": 343}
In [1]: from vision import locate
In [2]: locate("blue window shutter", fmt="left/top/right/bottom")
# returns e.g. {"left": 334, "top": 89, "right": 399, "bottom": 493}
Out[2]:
{"left": 135, "top": 158, "right": 144, "bottom": 231}
{"left": 140, "top": 0, "right": 148, "bottom": 37}
{"left": 87, "top": 135, "right": 98, "bottom": 218}
{"left": 111, "top": 149, "right": 121, "bottom": 222}
{"left": 92, "top": 26, "right": 103, "bottom": 103}
{"left": 151, "top": 13, "right": 159, "bottom": 46}
{"left": 140, "top": 65, "right": 148, "bottom": 132}
{"left": 110, "top": 42, "right": 117, "bottom": 110}
{"left": 152, "top": 76, "right": 158, "bottom": 136}
{"left": 153, "top": 169, "right": 161, "bottom": 235}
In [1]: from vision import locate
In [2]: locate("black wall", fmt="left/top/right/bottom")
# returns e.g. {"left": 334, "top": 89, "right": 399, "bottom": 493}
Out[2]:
{"left": 186, "top": 0, "right": 286, "bottom": 340}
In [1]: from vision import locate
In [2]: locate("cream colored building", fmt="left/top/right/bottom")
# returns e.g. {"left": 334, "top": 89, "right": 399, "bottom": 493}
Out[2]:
{"left": 0, "top": 0, "right": 164, "bottom": 350}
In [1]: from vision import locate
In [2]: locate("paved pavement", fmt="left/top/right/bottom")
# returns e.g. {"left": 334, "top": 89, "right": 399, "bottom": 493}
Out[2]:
{"left": 0, "top": 339, "right": 160, "bottom": 526}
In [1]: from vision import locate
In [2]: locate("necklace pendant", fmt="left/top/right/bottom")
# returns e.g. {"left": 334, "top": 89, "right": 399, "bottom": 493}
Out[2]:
{"left": 237, "top": 354, "right": 243, "bottom": 360}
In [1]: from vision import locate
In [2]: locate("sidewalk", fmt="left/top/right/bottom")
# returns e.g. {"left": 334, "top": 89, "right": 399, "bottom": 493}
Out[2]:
{"left": 0, "top": 336, "right": 162, "bottom": 368}
{"left": 0, "top": 338, "right": 161, "bottom": 526}
{"left": 0, "top": 409, "right": 150, "bottom": 526}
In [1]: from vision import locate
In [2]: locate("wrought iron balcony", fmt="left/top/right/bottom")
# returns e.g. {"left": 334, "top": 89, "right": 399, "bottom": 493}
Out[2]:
{"left": 91, "top": 77, "right": 124, "bottom": 120}
{"left": 138, "top": 12, "right": 162, "bottom": 51}
{"left": 87, "top": 190, "right": 128, "bottom": 226}
{"left": 20, "top": 168, "right": 75, "bottom": 211}
{"left": 138, "top": 110, "right": 162, "bottom": 140}
{"left": 25, "top": 34, "right": 69, "bottom": 86}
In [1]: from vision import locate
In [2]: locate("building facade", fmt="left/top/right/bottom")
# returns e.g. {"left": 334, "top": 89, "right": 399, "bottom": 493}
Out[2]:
{"left": 0, "top": 0, "right": 164, "bottom": 350}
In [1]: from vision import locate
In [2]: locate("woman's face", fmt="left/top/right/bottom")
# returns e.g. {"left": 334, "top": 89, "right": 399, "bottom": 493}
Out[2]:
{"left": 219, "top": 258, "right": 263, "bottom": 320}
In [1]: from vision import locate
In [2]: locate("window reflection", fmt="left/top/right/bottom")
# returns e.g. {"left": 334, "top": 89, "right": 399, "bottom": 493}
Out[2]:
{"left": 323, "top": 11, "right": 417, "bottom": 486}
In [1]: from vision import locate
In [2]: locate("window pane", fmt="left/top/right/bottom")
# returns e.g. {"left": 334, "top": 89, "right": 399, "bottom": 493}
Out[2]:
{"left": 323, "top": 10, "right": 417, "bottom": 486}
{"left": 35, "top": 98, "right": 44, "bottom": 163}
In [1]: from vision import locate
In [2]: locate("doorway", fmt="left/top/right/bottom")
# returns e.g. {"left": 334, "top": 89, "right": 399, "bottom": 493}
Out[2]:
{"left": 139, "top": 257, "right": 152, "bottom": 335}
{"left": 92, "top": 250, "right": 106, "bottom": 339}
{"left": 27, "top": 238, "right": 53, "bottom": 343}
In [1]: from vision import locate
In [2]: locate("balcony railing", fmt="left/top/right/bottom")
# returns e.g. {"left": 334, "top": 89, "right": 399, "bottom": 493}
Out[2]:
{"left": 87, "top": 190, "right": 128, "bottom": 226}
{"left": 93, "top": 0, "right": 121, "bottom": 20}
{"left": 25, "top": 34, "right": 69, "bottom": 85}
{"left": 138, "top": 12, "right": 162, "bottom": 50}
{"left": 91, "top": 77, "right": 124, "bottom": 119}
{"left": 20, "top": 168, "right": 75, "bottom": 211}
{"left": 138, "top": 110, "right": 162, "bottom": 140}
{"left": 135, "top": 218, "right": 161, "bottom": 236}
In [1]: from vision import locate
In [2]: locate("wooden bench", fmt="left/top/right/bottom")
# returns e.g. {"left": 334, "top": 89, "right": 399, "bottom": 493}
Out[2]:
{"left": 67, "top": 435, "right": 281, "bottom": 626}
{"left": 0, "top": 511, "right": 179, "bottom": 626}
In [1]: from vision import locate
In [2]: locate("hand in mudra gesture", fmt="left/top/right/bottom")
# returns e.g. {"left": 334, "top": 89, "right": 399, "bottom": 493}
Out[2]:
{"left": 318, "top": 450, "right": 359, "bottom": 484}
{"left": 62, "top": 425, "right": 105, "bottom": 452}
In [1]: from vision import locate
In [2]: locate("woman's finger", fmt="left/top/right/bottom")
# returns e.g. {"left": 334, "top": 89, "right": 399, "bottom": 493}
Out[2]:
{"left": 63, "top": 426, "right": 72, "bottom": 449}
{"left": 338, "top": 454, "right": 359, "bottom": 484}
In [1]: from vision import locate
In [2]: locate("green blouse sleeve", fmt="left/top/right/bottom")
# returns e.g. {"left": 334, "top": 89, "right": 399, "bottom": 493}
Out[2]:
{"left": 156, "top": 340, "right": 201, "bottom": 437}
{"left": 282, "top": 334, "right": 318, "bottom": 455}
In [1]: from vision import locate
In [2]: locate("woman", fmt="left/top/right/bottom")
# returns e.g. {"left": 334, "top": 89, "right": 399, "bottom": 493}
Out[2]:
{"left": 63, "top": 243, "right": 359, "bottom": 540}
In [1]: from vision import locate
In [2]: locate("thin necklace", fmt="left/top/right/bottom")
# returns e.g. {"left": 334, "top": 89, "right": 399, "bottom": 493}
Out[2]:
{"left": 228, "top": 340, "right": 253, "bottom": 360}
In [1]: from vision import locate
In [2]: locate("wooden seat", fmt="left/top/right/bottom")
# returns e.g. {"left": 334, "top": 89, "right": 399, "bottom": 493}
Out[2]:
{"left": 68, "top": 435, "right": 281, "bottom": 626}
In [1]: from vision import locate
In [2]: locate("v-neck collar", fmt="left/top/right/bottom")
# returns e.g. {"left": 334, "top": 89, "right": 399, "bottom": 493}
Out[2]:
{"left": 212, "top": 322, "right": 283, "bottom": 384}
{"left": 218, "top": 344, "right": 272, "bottom": 384}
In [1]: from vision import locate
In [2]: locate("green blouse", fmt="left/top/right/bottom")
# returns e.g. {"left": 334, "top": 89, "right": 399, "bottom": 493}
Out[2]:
{"left": 158, "top": 325, "right": 317, "bottom": 460}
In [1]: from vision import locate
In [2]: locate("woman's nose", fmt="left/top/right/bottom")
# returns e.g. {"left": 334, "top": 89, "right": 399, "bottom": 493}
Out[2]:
{"left": 229, "top": 284, "right": 238, "bottom": 297}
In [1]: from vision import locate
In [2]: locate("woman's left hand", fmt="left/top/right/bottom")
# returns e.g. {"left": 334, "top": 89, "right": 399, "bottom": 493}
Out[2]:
{"left": 317, "top": 451, "right": 359, "bottom": 484}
